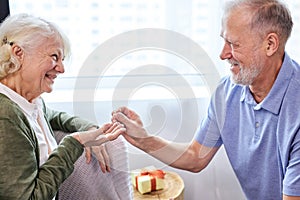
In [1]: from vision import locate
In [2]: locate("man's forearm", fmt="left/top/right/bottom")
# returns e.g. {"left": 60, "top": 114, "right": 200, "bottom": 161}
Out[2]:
{"left": 135, "top": 136, "right": 198, "bottom": 171}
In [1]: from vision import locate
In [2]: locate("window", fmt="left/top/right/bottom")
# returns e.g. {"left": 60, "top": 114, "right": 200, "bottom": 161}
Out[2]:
{"left": 9, "top": 0, "right": 223, "bottom": 102}
{"left": 9, "top": 0, "right": 300, "bottom": 107}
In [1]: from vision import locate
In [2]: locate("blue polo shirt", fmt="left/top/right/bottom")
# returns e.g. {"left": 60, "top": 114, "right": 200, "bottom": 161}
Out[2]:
{"left": 195, "top": 53, "right": 300, "bottom": 199}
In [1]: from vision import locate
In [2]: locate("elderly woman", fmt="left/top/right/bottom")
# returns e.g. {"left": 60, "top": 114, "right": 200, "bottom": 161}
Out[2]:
{"left": 0, "top": 14, "right": 126, "bottom": 200}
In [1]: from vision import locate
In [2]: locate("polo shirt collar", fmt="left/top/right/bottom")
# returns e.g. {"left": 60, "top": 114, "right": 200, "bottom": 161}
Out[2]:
{"left": 240, "top": 53, "right": 293, "bottom": 114}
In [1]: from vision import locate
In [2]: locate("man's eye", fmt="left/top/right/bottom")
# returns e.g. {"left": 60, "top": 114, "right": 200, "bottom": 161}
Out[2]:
{"left": 51, "top": 54, "right": 58, "bottom": 61}
{"left": 226, "top": 40, "right": 234, "bottom": 46}
{"left": 226, "top": 41, "right": 239, "bottom": 49}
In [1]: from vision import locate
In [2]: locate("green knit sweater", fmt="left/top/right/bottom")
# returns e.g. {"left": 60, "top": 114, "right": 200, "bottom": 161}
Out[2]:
{"left": 0, "top": 93, "right": 96, "bottom": 200}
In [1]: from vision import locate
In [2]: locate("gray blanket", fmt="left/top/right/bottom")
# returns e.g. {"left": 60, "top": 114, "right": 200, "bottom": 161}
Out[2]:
{"left": 54, "top": 131, "right": 132, "bottom": 200}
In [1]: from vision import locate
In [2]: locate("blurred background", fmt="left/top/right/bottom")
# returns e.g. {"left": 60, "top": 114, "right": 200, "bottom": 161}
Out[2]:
{"left": 3, "top": 0, "right": 300, "bottom": 199}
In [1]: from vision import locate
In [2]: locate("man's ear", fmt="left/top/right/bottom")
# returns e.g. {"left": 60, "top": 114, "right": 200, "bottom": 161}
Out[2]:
{"left": 11, "top": 44, "right": 24, "bottom": 62}
{"left": 265, "top": 33, "right": 279, "bottom": 57}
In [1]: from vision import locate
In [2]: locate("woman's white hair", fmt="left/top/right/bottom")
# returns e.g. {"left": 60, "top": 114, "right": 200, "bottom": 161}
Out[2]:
{"left": 0, "top": 13, "right": 71, "bottom": 79}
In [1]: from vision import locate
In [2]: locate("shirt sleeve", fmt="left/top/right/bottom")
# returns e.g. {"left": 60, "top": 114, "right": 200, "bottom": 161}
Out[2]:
{"left": 283, "top": 128, "right": 300, "bottom": 196}
{"left": 194, "top": 78, "right": 228, "bottom": 147}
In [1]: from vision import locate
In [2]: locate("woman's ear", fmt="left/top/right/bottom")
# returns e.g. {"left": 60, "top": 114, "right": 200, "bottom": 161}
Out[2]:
{"left": 265, "top": 33, "right": 279, "bottom": 57}
{"left": 11, "top": 44, "right": 24, "bottom": 62}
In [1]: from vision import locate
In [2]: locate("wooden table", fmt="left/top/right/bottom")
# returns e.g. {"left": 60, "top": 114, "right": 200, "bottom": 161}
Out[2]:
{"left": 132, "top": 171, "right": 184, "bottom": 200}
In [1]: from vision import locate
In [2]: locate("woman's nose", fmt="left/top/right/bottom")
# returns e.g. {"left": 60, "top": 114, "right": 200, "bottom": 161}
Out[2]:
{"left": 55, "top": 61, "right": 65, "bottom": 74}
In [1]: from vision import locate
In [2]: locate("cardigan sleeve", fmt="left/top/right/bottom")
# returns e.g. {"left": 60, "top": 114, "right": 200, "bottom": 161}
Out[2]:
{"left": 0, "top": 95, "right": 84, "bottom": 200}
{"left": 44, "top": 105, "right": 98, "bottom": 133}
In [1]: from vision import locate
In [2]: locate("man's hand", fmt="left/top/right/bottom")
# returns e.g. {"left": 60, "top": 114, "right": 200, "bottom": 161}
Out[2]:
{"left": 112, "top": 106, "right": 148, "bottom": 147}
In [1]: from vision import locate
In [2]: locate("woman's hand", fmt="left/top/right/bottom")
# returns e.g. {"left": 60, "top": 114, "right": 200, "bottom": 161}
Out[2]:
{"left": 72, "top": 122, "right": 125, "bottom": 172}
{"left": 72, "top": 122, "right": 126, "bottom": 147}
{"left": 85, "top": 145, "right": 111, "bottom": 173}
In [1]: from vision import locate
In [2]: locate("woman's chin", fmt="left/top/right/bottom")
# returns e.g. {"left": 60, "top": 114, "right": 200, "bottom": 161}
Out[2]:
{"left": 43, "top": 86, "right": 54, "bottom": 94}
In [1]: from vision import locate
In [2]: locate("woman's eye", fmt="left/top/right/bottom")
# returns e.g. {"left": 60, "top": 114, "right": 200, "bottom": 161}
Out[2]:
{"left": 51, "top": 54, "right": 58, "bottom": 61}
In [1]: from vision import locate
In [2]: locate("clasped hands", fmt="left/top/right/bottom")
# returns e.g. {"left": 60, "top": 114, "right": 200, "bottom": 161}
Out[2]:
{"left": 71, "top": 106, "right": 145, "bottom": 173}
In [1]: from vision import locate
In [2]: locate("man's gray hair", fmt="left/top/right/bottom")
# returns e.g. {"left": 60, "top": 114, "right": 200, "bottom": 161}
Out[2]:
{"left": 224, "top": 0, "right": 293, "bottom": 46}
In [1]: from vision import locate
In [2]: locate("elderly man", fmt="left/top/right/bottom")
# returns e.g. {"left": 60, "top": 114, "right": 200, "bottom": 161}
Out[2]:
{"left": 112, "top": 0, "right": 300, "bottom": 199}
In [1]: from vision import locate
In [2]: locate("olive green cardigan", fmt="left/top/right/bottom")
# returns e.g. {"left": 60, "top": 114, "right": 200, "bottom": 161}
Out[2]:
{"left": 0, "top": 93, "right": 96, "bottom": 200}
